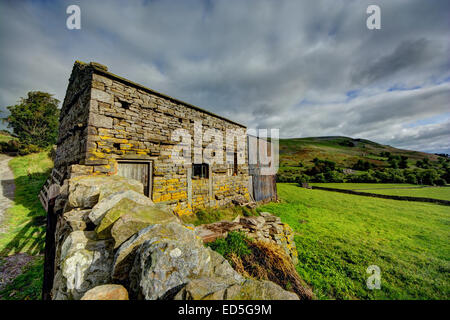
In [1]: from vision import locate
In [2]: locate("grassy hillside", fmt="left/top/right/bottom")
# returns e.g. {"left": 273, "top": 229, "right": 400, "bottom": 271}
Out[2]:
{"left": 279, "top": 136, "right": 439, "bottom": 169}
{"left": 278, "top": 136, "right": 449, "bottom": 184}
{"left": 261, "top": 183, "right": 450, "bottom": 300}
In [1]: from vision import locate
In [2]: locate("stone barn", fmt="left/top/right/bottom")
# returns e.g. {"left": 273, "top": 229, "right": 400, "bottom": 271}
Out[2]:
{"left": 54, "top": 61, "right": 254, "bottom": 216}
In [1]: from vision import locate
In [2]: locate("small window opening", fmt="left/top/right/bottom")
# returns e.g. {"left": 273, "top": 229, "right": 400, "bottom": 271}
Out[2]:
{"left": 121, "top": 101, "right": 131, "bottom": 109}
{"left": 193, "top": 163, "right": 209, "bottom": 179}
{"left": 233, "top": 152, "right": 238, "bottom": 176}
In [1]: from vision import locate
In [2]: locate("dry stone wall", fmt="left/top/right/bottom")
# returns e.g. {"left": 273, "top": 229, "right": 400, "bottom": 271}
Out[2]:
{"left": 50, "top": 174, "right": 299, "bottom": 300}
{"left": 195, "top": 213, "right": 298, "bottom": 265}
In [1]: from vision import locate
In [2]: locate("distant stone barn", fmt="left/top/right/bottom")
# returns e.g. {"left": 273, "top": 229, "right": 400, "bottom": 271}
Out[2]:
{"left": 54, "top": 61, "right": 276, "bottom": 215}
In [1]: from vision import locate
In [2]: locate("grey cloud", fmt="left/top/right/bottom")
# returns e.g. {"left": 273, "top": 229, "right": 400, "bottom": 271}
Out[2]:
{"left": 352, "top": 38, "right": 432, "bottom": 84}
{"left": 0, "top": 0, "right": 449, "bottom": 153}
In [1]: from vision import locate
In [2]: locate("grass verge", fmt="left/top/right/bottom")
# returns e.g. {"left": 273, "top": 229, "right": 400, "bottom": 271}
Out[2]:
{"left": 0, "top": 151, "right": 52, "bottom": 301}
{"left": 0, "top": 255, "right": 43, "bottom": 300}
{"left": 0, "top": 151, "right": 52, "bottom": 255}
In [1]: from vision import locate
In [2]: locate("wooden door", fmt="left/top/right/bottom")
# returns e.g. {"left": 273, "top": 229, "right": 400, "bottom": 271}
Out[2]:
{"left": 117, "top": 161, "right": 151, "bottom": 196}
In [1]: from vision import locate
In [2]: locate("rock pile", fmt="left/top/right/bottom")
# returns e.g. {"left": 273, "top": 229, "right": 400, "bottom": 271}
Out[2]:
{"left": 195, "top": 213, "right": 298, "bottom": 265}
{"left": 50, "top": 174, "right": 299, "bottom": 300}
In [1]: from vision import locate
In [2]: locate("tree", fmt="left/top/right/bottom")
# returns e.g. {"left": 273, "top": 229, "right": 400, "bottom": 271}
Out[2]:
{"left": 4, "top": 91, "right": 60, "bottom": 148}
{"left": 389, "top": 158, "right": 399, "bottom": 169}
{"left": 353, "top": 159, "right": 372, "bottom": 171}
{"left": 399, "top": 156, "right": 408, "bottom": 169}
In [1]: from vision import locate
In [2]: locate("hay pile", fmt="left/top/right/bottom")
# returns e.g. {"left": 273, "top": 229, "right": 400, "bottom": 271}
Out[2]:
{"left": 229, "top": 239, "right": 315, "bottom": 300}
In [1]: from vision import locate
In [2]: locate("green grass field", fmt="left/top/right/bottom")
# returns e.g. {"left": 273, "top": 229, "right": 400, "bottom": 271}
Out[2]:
{"left": 260, "top": 183, "right": 450, "bottom": 300}
{"left": 310, "top": 183, "right": 450, "bottom": 201}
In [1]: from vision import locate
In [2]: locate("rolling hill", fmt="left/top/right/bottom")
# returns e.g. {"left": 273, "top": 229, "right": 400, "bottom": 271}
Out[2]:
{"left": 279, "top": 136, "right": 440, "bottom": 170}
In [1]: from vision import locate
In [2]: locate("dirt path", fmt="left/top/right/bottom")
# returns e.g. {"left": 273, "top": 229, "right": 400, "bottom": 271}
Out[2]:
{"left": 0, "top": 154, "right": 15, "bottom": 234}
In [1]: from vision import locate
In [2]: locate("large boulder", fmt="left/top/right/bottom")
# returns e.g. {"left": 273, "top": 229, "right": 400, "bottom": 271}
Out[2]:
{"left": 112, "top": 223, "right": 195, "bottom": 283}
{"left": 95, "top": 197, "right": 179, "bottom": 243}
{"left": 129, "top": 228, "right": 212, "bottom": 300}
{"left": 125, "top": 223, "right": 253, "bottom": 300}
{"left": 67, "top": 175, "right": 143, "bottom": 209}
{"left": 236, "top": 279, "right": 299, "bottom": 300}
{"left": 63, "top": 209, "right": 92, "bottom": 231}
{"left": 80, "top": 284, "right": 129, "bottom": 300}
{"left": 88, "top": 190, "right": 153, "bottom": 225}
{"left": 175, "top": 277, "right": 299, "bottom": 300}
{"left": 52, "top": 231, "right": 114, "bottom": 300}
{"left": 174, "top": 277, "right": 242, "bottom": 300}
{"left": 206, "top": 248, "right": 245, "bottom": 285}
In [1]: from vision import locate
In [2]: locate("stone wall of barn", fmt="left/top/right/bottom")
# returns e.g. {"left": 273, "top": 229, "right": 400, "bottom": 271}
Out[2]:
{"left": 54, "top": 62, "right": 93, "bottom": 169}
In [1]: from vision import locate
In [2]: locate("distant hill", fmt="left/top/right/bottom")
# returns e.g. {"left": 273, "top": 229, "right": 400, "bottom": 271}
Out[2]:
{"left": 279, "top": 136, "right": 439, "bottom": 169}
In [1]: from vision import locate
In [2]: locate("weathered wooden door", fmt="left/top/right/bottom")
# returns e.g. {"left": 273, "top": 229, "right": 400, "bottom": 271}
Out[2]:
{"left": 117, "top": 161, "right": 151, "bottom": 196}
{"left": 252, "top": 175, "right": 277, "bottom": 202}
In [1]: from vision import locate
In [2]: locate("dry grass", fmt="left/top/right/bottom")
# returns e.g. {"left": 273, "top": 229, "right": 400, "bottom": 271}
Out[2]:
{"left": 231, "top": 240, "right": 315, "bottom": 300}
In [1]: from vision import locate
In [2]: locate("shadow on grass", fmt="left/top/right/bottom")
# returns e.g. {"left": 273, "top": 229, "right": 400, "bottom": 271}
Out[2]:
{"left": 0, "top": 170, "right": 51, "bottom": 256}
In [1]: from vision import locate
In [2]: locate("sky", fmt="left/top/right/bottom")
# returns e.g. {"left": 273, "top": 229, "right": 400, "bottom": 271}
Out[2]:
{"left": 0, "top": 0, "right": 449, "bottom": 153}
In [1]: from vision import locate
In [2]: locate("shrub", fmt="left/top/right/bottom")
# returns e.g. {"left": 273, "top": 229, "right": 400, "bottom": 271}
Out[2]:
{"left": 207, "top": 231, "right": 251, "bottom": 258}
{"left": 405, "top": 173, "right": 418, "bottom": 184}
{"left": 313, "top": 173, "right": 326, "bottom": 183}
{"left": 18, "top": 143, "right": 41, "bottom": 156}
{"left": 295, "top": 174, "right": 310, "bottom": 184}
{"left": 0, "top": 139, "right": 19, "bottom": 154}
{"left": 353, "top": 159, "right": 372, "bottom": 171}
{"left": 324, "top": 170, "right": 345, "bottom": 182}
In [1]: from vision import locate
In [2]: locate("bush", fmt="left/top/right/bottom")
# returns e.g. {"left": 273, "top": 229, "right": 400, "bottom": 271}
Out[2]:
{"left": 207, "top": 231, "right": 251, "bottom": 258}
{"left": 295, "top": 174, "right": 310, "bottom": 184}
{"left": 18, "top": 143, "right": 41, "bottom": 156}
{"left": 434, "top": 178, "right": 446, "bottom": 186}
{"left": 313, "top": 173, "right": 326, "bottom": 183}
{"left": 353, "top": 159, "right": 372, "bottom": 171}
{"left": 324, "top": 170, "right": 345, "bottom": 182}
{"left": 0, "top": 139, "right": 19, "bottom": 154}
{"left": 405, "top": 173, "right": 418, "bottom": 184}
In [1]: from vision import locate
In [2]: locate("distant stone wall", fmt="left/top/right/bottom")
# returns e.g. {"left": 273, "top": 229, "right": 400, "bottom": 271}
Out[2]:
{"left": 55, "top": 61, "right": 251, "bottom": 215}
{"left": 311, "top": 186, "right": 450, "bottom": 206}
